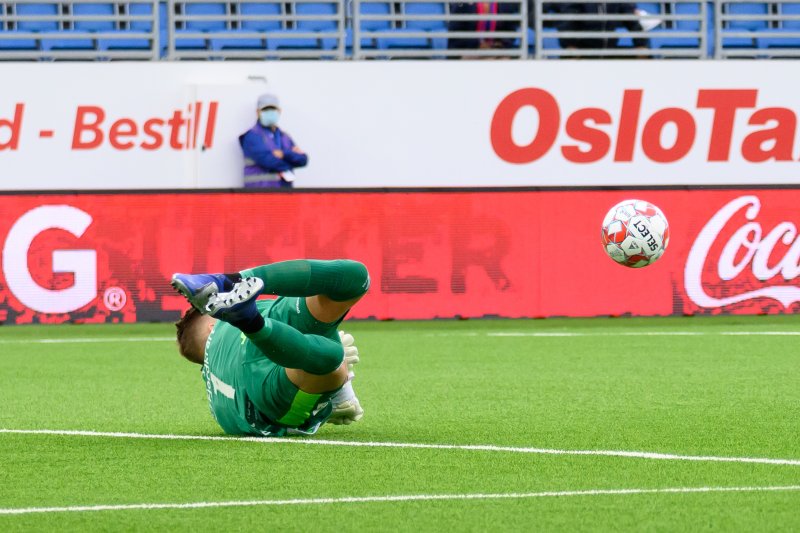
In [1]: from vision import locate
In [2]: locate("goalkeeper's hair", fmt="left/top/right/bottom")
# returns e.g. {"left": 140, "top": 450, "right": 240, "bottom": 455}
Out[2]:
{"left": 175, "top": 307, "right": 207, "bottom": 365}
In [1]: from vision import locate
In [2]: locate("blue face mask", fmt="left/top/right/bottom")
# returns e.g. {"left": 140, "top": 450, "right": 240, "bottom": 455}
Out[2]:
{"left": 259, "top": 109, "right": 280, "bottom": 127}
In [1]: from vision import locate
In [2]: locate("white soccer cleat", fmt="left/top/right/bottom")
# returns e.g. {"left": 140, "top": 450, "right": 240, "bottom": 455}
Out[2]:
{"left": 204, "top": 277, "right": 264, "bottom": 323}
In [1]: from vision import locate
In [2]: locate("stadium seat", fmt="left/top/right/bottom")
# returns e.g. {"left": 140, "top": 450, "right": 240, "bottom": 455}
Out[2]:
{"left": 74, "top": 2, "right": 116, "bottom": 31}
{"left": 379, "top": 2, "right": 446, "bottom": 50}
{"left": 297, "top": 2, "right": 340, "bottom": 49}
{"left": 184, "top": 1, "right": 227, "bottom": 31}
{"left": 779, "top": 1, "right": 800, "bottom": 27}
{"left": 649, "top": 1, "right": 712, "bottom": 56}
{"left": 16, "top": 2, "right": 95, "bottom": 52}
{"left": 524, "top": 26, "right": 550, "bottom": 53}
{"left": 264, "top": 2, "right": 337, "bottom": 51}
{"left": 615, "top": 25, "right": 634, "bottom": 48}
{"left": 100, "top": 2, "right": 158, "bottom": 52}
{"left": 356, "top": 1, "right": 391, "bottom": 49}
{"left": 159, "top": 1, "right": 169, "bottom": 56}
{"left": 211, "top": 1, "right": 282, "bottom": 51}
{"left": 176, "top": 1, "right": 228, "bottom": 50}
{"left": 4, "top": 1, "right": 59, "bottom": 51}
{"left": 240, "top": 1, "right": 283, "bottom": 31}
{"left": 528, "top": 26, "right": 561, "bottom": 52}
{"left": 757, "top": 2, "right": 800, "bottom": 50}
{"left": 726, "top": 2, "right": 769, "bottom": 30}
{"left": 44, "top": 2, "right": 117, "bottom": 51}
{"left": 0, "top": 3, "right": 39, "bottom": 50}
{"left": 15, "top": 2, "right": 60, "bottom": 32}
{"left": 717, "top": 2, "right": 766, "bottom": 51}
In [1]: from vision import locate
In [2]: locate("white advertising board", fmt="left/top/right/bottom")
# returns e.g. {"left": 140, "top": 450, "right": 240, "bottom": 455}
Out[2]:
{"left": 1, "top": 61, "right": 799, "bottom": 189}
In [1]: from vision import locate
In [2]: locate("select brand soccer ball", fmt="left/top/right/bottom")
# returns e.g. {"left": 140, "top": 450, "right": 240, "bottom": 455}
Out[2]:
{"left": 601, "top": 199, "right": 670, "bottom": 268}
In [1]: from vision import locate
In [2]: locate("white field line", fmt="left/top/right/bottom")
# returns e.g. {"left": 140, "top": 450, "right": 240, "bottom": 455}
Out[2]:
{"left": 424, "top": 331, "right": 800, "bottom": 338}
{"left": 2, "top": 429, "right": 799, "bottom": 467}
{"left": 1, "top": 485, "right": 799, "bottom": 516}
{"left": 0, "top": 337, "right": 174, "bottom": 344}
{"left": 0, "top": 332, "right": 797, "bottom": 344}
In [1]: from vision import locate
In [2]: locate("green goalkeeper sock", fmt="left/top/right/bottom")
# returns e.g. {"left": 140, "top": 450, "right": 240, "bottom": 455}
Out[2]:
{"left": 240, "top": 259, "right": 369, "bottom": 301}
{"left": 246, "top": 318, "right": 344, "bottom": 375}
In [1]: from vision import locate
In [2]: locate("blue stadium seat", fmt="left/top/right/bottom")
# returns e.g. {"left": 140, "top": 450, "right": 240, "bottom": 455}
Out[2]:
{"left": 176, "top": 1, "right": 227, "bottom": 50}
{"left": 726, "top": 2, "right": 768, "bottom": 30}
{"left": 212, "top": 1, "right": 283, "bottom": 51}
{"left": 650, "top": 2, "right": 713, "bottom": 56}
{"left": 779, "top": 1, "right": 800, "bottom": 27}
{"left": 74, "top": 2, "right": 116, "bottom": 31}
{"left": 297, "top": 2, "right": 338, "bottom": 31}
{"left": 184, "top": 1, "right": 227, "bottom": 31}
{"left": 720, "top": 2, "right": 767, "bottom": 50}
{"left": 615, "top": 25, "right": 634, "bottom": 47}
{"left": 757, "top": 2, "right": 800, "bottom": 50}
{"left": 100, "top": 2, "right": 157, "bottom": 52}
{"left": 240, "top": 1, "right": 283, "bottom": 31}
{"left": 525, "top": 27, "right": 561, "bottom": 53}
{"left": 18, "top": 2, "right": 94, "bottom": 52}
{"left": 381, "top": 2, "right": 446, "bottom": 50}
{"left": 542, "top": 26, "right": 561, "bottom": 49}
{"left": 15, "top": 2, "right": 60, "bottom": 32}
{"left": 406, "top": 2, "right": 446, "bottom": 31}
{"left": 0, "top": 2, "right": 41, "bottom": 50}
{"left": 45, "top": 2, "right": 117, "bottom": 51}
{"left": 356, "top": 1, "right": 391, "bottom": 49}
{"left": 267, "top": 2, "right": 340, "bottom": 51}
{"left": 298, "top": 1, "right": 339, "bottom": 48}
{"left": 159, "top": 1, "right": 168, "bottom": 55}
{"left": 528, "top": 26, "right": 561, "bottom": 52}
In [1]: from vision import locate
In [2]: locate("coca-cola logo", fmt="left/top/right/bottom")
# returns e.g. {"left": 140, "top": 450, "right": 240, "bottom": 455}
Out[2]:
{"left": 685, "top": 195, "right": 800, "bottom": 308}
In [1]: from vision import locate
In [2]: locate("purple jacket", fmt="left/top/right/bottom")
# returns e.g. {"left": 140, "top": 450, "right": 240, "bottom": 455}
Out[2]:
{"left": 239, "top": 123, "right": 309, "bottom": 188}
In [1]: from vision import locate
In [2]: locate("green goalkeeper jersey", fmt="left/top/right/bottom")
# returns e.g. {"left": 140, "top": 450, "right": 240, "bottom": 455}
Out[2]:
{"left": 201, "top": 299, "right": 335, "bottom": 437}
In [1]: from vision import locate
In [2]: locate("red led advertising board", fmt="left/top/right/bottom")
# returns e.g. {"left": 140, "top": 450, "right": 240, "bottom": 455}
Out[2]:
{"left": 1, "top": 190, "right": 798, "bottom": 324}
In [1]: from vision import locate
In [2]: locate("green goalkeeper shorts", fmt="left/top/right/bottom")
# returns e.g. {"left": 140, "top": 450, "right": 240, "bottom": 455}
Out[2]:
{"left": 241, "top": 297, "right": 345, "bottom": 435}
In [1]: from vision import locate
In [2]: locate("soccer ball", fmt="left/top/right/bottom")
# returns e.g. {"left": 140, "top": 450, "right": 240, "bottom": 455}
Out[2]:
{"left": 601, "top": 199, "right": 669, "bottom": 268}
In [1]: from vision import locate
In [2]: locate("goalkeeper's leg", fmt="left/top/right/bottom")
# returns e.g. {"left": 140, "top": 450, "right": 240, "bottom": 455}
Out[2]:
{"left": 206, "top": 283, "right": 349, "bottom": 393}
{"left": 208, "top": 259, "right": 370, "bottom": 393}
{"left": 239, "top": 259, "right": 370, "bottom": 323}
{"left": 174, "top": 259, "right": 369, "bottom": 323}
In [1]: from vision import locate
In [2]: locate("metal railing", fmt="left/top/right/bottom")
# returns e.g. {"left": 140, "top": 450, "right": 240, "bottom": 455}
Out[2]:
{"left": 352, "top": 0, "right": 526, "bottom": 59}
{"left": 3, "top": 1, "right": 800, "bottom": 61}
{"left": 167, "top": 0, "right": 346, "bottom": 59}
{"left": 535, "top": 1, "right": 707, "bottom": 58}
{"left": 716, "top": 0, "right": 800, "bottom": 58}
{"left": 0, "top": 0, "right": 159, "bottom": 60}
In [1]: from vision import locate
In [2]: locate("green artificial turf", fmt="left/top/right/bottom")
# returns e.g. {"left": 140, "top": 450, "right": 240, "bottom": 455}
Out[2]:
{"left": 0, "top": 316, "right": 798, "bottom": 531}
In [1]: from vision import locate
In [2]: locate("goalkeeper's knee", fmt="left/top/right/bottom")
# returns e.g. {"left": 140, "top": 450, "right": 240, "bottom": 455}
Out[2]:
{"left": 315, "top": 260, "right": 370, "bottom": 302}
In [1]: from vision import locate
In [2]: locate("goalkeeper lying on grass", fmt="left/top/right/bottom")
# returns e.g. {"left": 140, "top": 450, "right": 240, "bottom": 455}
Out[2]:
{"left": 171, "top": 259, "right": 369, "bottom": 437}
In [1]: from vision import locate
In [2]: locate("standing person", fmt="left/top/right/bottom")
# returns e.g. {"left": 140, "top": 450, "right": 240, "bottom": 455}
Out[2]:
{"left": 554, "top": 2, "right": 649, "bottom": 54}
{"left": 239, "top": 93, "right": 308, "bottom": 189}
{"left": 172, "top": 259, "right": 370, "bottom": 436}
{"left": 447, "top": 1, "right": 522, "bottom": 56}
